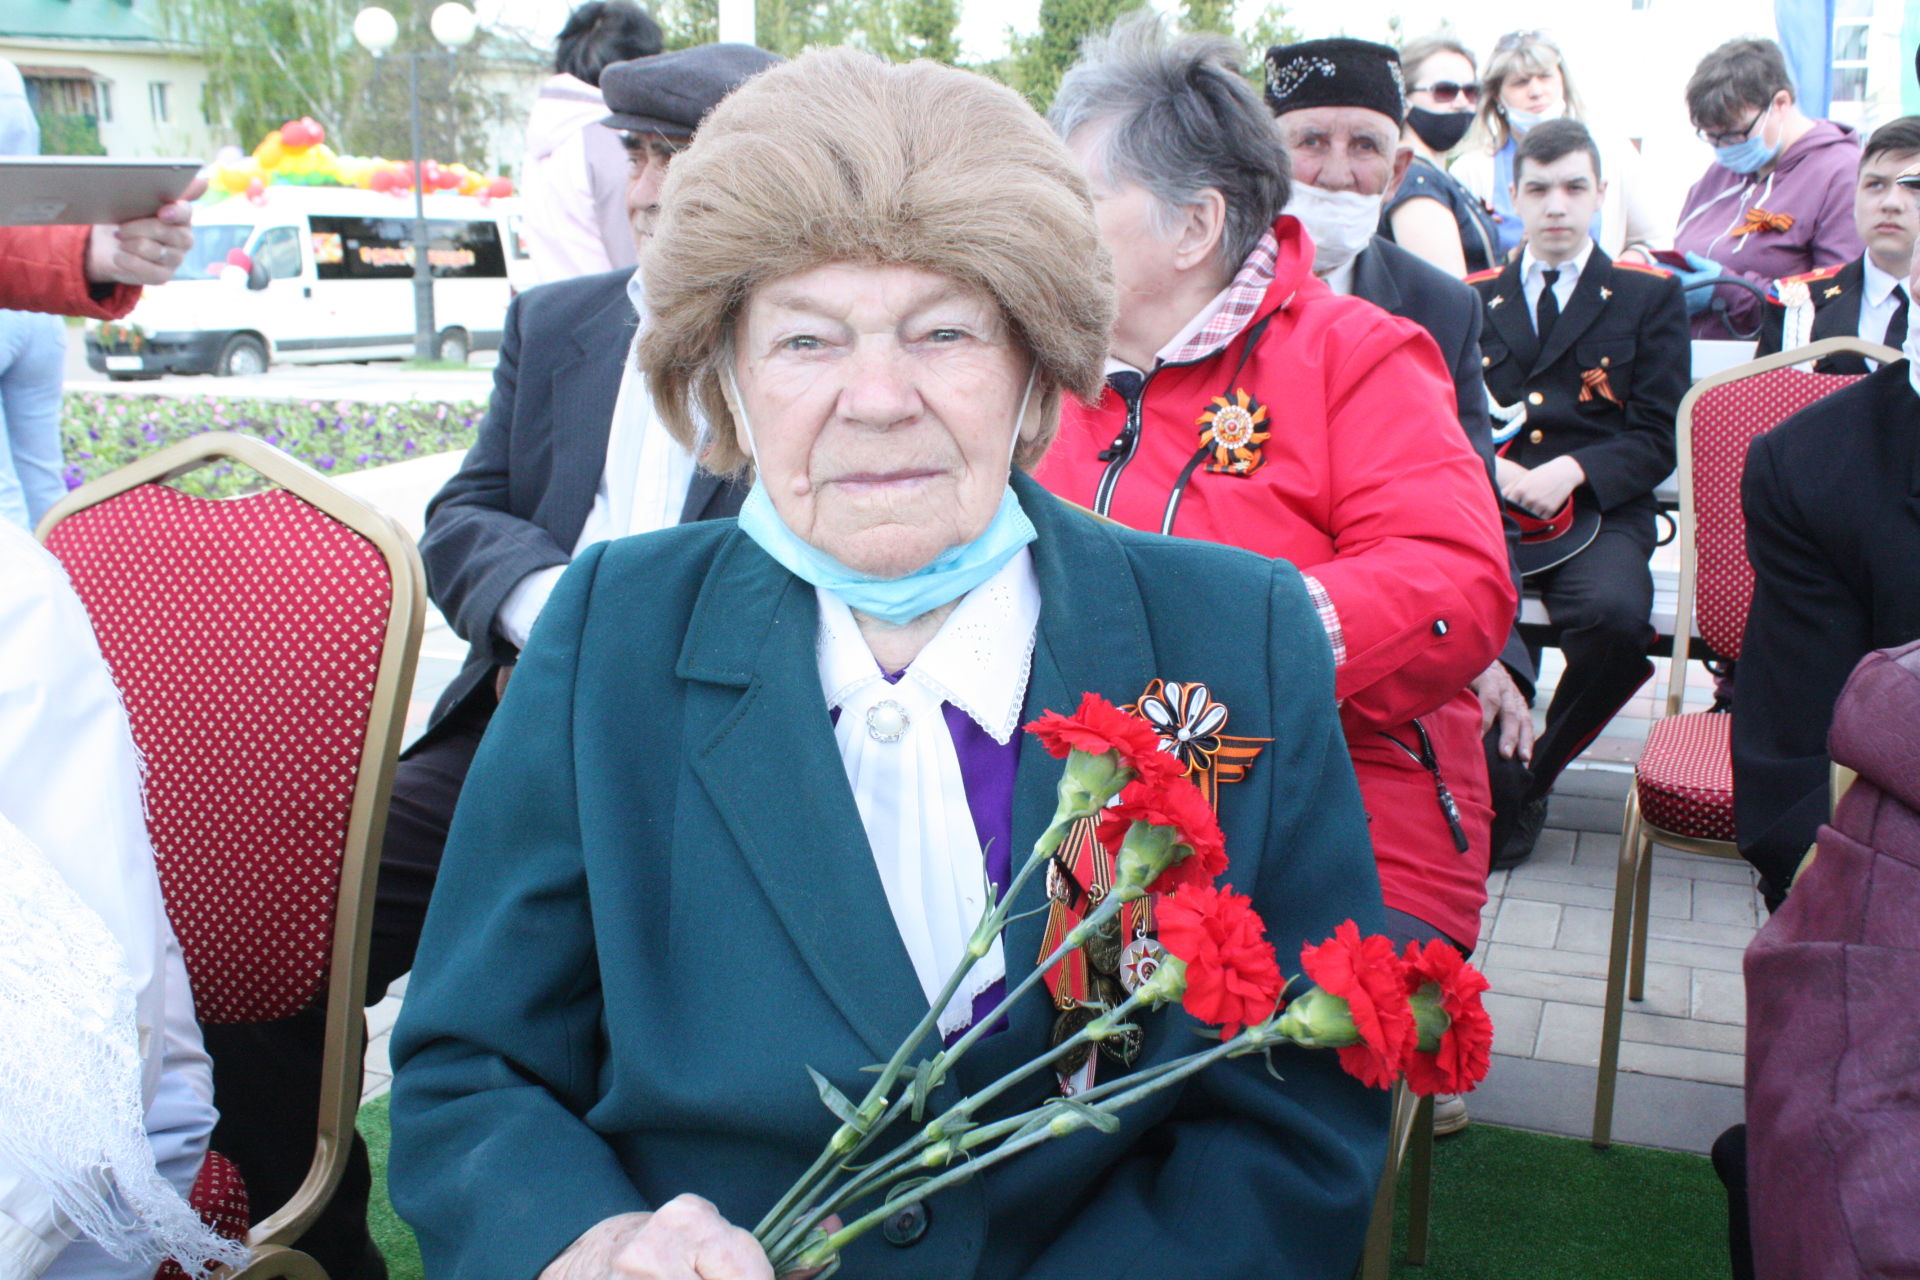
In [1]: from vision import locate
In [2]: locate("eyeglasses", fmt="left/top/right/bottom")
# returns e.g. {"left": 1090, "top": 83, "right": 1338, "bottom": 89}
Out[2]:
{"left": 1495, "top": 29, "right": 1557, "bottom": 52}
{"left": 1696, "top": 109, "right": 1764, "bottom": 149}
{"left": 1411, "top": 80, "right": 1480, "bottom": 106}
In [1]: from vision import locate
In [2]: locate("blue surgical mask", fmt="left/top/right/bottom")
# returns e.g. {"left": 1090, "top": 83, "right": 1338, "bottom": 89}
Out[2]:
{"left": 728, "top": 366, "right": 1040, "bottom": 625}
{"left": 1504, "top": 103, "right": 1561, "bottom": 136}
{"left": 1714, "top": 106, "right": 1780, "bottom": 174}
{"left": 737, "top": 483, "right": 1036, "bottom": 625}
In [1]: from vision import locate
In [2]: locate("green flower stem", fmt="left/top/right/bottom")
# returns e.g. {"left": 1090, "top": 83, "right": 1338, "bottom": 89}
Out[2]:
{"left": 780, "top": 987, "right": 1155, "bottom": 1246}
{"left": 755, "top": 843, "right": 1059, "bottom": 1242}
{"left": 759, "top": 886, "right": 1131, "bottom": 1257}
{"left": 779, "top": 1036, "right": 1247, "bottom": 1275}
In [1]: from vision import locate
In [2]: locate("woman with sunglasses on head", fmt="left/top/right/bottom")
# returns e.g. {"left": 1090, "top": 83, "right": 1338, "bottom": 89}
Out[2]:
{"left": 1383, "top": 31, "right": 1501, "bottom": 277}
{"left": 1671, "top": 37, "right": 1863, "bottom": 339}
{"left": 1450, "top": 29, "right": 1666, "bottom": 263}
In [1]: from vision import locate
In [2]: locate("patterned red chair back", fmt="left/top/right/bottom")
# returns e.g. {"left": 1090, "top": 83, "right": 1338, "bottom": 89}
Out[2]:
{"left": 1683, "top": 365, "right": 1866, "bottom": 660}
{"left": 42, "top": 482, "right": 396, "bottom": 1023}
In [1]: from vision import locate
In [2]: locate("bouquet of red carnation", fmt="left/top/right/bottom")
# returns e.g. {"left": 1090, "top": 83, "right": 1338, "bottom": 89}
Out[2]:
{"left": 754, "top": 694, "right": 1493, "bottom": 1277}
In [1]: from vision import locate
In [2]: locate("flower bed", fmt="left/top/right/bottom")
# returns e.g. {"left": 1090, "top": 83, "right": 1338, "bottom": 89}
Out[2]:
{"left": 60, "top": 392, "right": 484, "bottom": 499}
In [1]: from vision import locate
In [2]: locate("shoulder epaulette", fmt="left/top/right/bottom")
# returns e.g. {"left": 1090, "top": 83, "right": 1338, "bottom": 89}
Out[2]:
{"left": 1613, "top": 260, "right": 1673, "bottom": 278}
{"left": 1463, "top": 267, "right": 1503, "bottom": 285}
{"left": 1778, "top": 263, "right": 1844, "bottom": 286}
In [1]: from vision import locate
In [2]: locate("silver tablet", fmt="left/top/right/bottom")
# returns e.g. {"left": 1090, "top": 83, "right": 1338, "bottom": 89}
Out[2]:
{"left": 0, "top": 157, "right": 205, "bottom": 226}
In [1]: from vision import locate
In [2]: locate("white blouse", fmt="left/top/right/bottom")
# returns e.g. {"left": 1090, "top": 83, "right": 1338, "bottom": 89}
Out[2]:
{"left": 815, "top": 549, "right": 1041, "bottom": 1037}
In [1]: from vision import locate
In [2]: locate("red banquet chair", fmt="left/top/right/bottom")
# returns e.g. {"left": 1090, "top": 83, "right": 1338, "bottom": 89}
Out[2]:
{"left": 36, "top": 432, "right": 424, "bottom": 1279}
{"left": 1590, "top": 337, "right": 1890, "bottom": 1148}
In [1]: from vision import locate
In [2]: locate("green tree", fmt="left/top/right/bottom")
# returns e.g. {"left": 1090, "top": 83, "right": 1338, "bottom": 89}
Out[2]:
{"left": 1007, "top": 0, "right": 1146, "bottom": 112}
{"left": 1180, "top": 0, "right": 1233, "bottom": 36}
{"left": 156, "top": 0, "right": 518, "bottom": 164}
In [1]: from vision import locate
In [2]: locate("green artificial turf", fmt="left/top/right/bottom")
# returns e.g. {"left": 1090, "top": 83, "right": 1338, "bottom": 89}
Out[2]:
{"left": 1387, "top": 1123, "right": 1731, "bottom": 1279}
{"left": 358, "top": 1097, "right": 1730, "bottom": 1279}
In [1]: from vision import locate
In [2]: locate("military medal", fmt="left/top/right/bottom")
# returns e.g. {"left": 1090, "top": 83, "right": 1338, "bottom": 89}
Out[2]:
{"left": 1118, "top": 935, "right": 1168, "bottom": 994}
{"left": 1039, "top": 680, "right": 1269, "bottom": 1095}
{"left": 1049, "top": 1004, "right": 1098, "bottom": 1075}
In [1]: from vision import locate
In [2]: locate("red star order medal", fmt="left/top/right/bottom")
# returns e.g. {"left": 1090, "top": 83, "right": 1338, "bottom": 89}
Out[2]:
{"left": 1197, "top": 389, "right": 1270, "bottom": 477}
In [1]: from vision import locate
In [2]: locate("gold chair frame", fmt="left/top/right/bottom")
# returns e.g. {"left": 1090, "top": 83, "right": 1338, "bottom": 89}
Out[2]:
{"left": 38, "top": 432, "right": 425, "bottom": 1280}
{"left": 1590, "top": 336, "right": 1893, "bottom": 1148}
{"left": 1357, "top": 1085, "right": 1434, "bottom": 1278}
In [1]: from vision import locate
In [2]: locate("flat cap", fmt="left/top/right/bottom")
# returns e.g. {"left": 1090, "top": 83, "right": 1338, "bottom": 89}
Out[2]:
{"left": 1265, "top": 37, "right": 1405, "bottom": 125}
{"left": 600, "top": 42, "right": 781, "bottom": 137}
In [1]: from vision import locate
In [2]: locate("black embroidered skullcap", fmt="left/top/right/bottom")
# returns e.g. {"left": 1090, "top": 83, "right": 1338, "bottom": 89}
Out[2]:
{"left": 1264, "top": 37, "right": 1406, "bottom": 124}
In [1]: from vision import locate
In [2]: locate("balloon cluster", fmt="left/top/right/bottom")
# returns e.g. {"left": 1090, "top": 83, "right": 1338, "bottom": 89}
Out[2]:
{"left": 207, "top": 117, "right": 514, "bottom": 205}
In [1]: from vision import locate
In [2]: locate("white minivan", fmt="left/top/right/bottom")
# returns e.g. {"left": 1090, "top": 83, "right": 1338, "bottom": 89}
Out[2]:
{"left": 85, "top": 186, "right": 531, "bottom": 378}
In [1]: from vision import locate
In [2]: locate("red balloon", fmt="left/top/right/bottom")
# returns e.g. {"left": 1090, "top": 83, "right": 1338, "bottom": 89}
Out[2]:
{"left": 369, "top": 168, "right": 396, "bottom": 192}
{"left": 487, "top": 177, "right": 513, "bottom": 198}
{"left": 280, "top": 119, "right": 310, "bottom": 147}
{"left": 436, "top": 167, "right": 460, "bottom": 190}
{"left": 301, "top": 116, "right": 324, "bottom": 147}
{"left": 225, "top": 247, "right": 253, "bottom": 270}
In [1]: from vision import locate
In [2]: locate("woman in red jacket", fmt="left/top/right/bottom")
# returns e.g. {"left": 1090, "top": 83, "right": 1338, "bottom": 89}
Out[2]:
{"left": 0, "top": 178, "right": 204, "bottom": 321}
{"left": 1042, "top": 20, "right": 1513, "bottom": 955}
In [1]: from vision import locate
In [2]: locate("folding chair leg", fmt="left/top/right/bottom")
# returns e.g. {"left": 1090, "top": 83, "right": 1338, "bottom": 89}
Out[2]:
{"left": 1405, "top": 1093, "right": 1435, "bottom": 1267}
{"left": 1594, "top": 791, "right": 1644, "bottom": 1149}
{"left": 1357, "top": 1150, "right": 1396, "bottom": 1280}
{"left": 1628, "top": 836, "right": 1654, "bottom": 1001}
{"left": 1356, "top": 1085, "right": 1415, "bottom": 1280}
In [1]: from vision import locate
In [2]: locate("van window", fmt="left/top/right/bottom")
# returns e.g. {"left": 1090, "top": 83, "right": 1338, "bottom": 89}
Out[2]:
{"left": 174, "top": 225, "right": 251, "bottom": 281}
{"left": 308, "top": 215, "right": 508, "bottom": 281}
{"left": 252, "top": 227, "right": 304, "bottom": 279}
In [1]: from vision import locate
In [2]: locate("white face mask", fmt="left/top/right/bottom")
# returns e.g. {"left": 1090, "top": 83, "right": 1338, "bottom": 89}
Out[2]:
{"left": 1286, "top": 183, "right": 1384, "bottom": 276}
{"left": 1504, "top": 102, "right": 1563, "bottom": 136}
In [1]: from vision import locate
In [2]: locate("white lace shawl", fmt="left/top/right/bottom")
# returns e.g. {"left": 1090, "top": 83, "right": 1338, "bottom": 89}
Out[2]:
{"left": 0, "top": 814, "right": 248, "bottom": 1276}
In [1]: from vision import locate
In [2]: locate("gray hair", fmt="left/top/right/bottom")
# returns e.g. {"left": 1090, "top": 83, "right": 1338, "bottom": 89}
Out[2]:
{"left": 1049, "top": 12, "right": 1289, "bottom": 274}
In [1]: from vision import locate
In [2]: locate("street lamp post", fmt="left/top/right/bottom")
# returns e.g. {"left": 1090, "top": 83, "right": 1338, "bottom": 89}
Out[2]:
{"left": 353, "top": 2, "right": 477, "bottom": 362}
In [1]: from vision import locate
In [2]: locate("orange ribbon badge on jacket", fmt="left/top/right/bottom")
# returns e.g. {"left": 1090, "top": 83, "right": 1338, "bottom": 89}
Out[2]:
{"left": 1733, "top": 207, "right": 1795, "bottom": 236}
{"left": 1197, "top": 389, "right": 1270, "bottom": 476}
{"left": 1577, "top": 367, "right": 1620, "bottom": 405}
{"left": 1040, "top": 681, "right": 1269, "bottom": 1091}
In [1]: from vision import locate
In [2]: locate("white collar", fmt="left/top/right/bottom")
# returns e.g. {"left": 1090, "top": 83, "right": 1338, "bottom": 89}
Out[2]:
{"left": 1863, "top": 254, "right": 1906, "bottom": 306}
{"left": 1522, "top": 237, "right": 1594, "bottom": 284}
{"left": 1321, "top": 254, "right": 1359, "bottom": 297}
{"left": 816, "top": 547, "right": 1040, "bottom": 744}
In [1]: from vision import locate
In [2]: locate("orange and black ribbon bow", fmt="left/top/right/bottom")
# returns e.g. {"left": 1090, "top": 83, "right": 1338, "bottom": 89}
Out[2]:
{"left": 1733, "top": 207, "right": 1795, "bottom": 236}
{"left": 1577, "top": 367, "right": 1620, "bottom": 405}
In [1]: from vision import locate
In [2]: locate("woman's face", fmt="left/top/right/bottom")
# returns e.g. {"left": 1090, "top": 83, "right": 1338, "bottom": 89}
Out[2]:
{"left": 732, "top": 262, "right": 1035, "bottom": 580}
{"left": 1406, "top": 51, "right": 1479, "bottom": 115}
{"left": 1501, "top": 63, "right": 1564, "bottom": 117}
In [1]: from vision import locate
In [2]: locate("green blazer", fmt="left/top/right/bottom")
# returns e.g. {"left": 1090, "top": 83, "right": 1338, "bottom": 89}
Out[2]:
{"left": 390, "top": 473, "right": 1390, "bottom": 1280}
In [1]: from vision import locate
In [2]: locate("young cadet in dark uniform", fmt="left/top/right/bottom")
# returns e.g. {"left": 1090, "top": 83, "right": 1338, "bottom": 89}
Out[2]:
{"left": 1754, "top": 115, "right": 1920, "bottom": 373}
{"left": 1467, "top": 118, "right": 1690, "bottom": 862}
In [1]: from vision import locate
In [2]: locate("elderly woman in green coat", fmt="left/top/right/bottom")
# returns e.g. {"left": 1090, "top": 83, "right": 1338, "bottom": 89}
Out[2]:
{"left": 389, "top": 48, "right": 1389, "bottom": 1280}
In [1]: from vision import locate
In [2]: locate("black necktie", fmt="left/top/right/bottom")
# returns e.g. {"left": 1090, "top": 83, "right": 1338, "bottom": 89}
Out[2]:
{"left": 1885, "top": 285, "right": 1909, "bottom": 350}
{"left": 1536, "top": 267, "right": 1561, "bottom": 341}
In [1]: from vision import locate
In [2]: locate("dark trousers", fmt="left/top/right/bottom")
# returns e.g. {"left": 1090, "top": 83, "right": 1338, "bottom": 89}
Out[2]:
{"left": 1524, "top": 512, "right": 1657, "bottom": 800}
{"left": 204, "top": 695, "right": 492, "bottom": 1280}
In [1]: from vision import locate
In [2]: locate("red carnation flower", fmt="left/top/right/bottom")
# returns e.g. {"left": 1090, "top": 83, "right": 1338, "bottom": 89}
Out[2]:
{"left": 1297, "top": 921, "right": 1417, "bottom": 1090}
{"left": 1096, "top": 776, "right": 1228, "bottom": 893}
{"left": 1157, "top": 884, "right": 1283, "bottom": 1037}
{"left": 1400, "top": 939, "right": 1493, "bottom": 1096}
{"left": 1025, "top": 692, "right": 1182, "bottom": 784}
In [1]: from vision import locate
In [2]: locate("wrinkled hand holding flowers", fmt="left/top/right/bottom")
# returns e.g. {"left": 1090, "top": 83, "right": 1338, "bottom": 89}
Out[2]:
{"left": 755, "top": 694, "right": 1494, "bottom": 1277}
